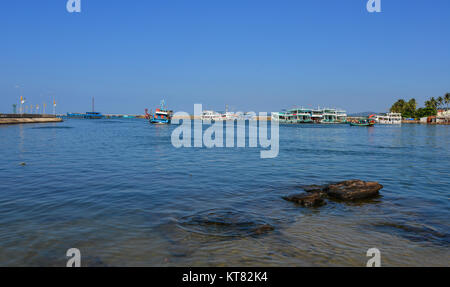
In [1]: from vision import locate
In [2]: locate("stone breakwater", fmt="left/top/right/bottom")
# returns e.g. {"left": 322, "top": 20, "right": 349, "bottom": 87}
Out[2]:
{"left": 0, "top": 118, "right": 63, "bottom": 125}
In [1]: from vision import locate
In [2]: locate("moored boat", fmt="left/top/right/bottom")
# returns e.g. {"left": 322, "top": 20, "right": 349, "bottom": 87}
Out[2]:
{"left": 349, "top": 115, "right": 376, "bottom": 127}
{"left": 273, "top": 107, "right": 347, "bottom": 124}
{"left": 375, "top": 112, "right": 402, "bottom": 125}
{"left": 350, "top": 122, "right": 375, "bottom": 127}
{"left": 66, "top": 97, "right": 104, "bottom": 119}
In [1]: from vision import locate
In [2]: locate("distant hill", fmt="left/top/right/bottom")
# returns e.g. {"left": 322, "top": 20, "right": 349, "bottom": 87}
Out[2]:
{"left": 348, "top": 111, "right": 380, "bottom": 117}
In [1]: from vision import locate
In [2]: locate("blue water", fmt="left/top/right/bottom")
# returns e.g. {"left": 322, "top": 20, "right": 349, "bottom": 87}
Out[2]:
{"left": 0, "top": 119, "right": 449, "bottom": 266}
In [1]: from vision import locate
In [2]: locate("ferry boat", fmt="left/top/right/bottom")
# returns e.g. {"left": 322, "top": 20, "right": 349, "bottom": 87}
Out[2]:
{"left": 376, "top": 113, "right": 402, "bottom": 125}
{"left": 145, "top": 100, "right": 172, "bottom": 125}
{"left": 272, "top": 107, "right": 347, "bottom": 124}
{"left": 321, "top": 109, "right": 348, "bottom": 123}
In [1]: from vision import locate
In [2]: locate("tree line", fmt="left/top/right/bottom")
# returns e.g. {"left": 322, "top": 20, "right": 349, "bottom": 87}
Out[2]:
{"left": 390, "top": 93, "right": 450, "bottom": 119}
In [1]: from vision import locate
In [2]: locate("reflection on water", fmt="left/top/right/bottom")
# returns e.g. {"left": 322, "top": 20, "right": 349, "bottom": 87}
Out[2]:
{"left": 0, "top": 120, "right": 449, "bottom": 266}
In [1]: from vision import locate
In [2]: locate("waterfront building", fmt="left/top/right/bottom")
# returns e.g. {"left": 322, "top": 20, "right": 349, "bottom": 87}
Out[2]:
{"left": 437, "top": 109, "right": 450, "bottom": 118}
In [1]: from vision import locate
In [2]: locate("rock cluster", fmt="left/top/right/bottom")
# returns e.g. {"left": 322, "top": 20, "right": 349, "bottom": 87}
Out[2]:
{"left": 283, "top": 180, "right": 383, "bottom": 207}
{"left": 282, "top": 193, "right": 326, "bottom": 207}
{"left": 324, "top": 180, "right": 383, "bottom": 200}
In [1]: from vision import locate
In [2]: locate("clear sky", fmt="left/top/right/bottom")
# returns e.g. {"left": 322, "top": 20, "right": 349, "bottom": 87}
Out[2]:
{"left": 1, "top": 0, "right": 449, "bottom": 114}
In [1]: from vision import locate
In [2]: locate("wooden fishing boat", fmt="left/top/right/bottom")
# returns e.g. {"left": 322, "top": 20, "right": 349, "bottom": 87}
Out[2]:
{"left": 145, "top": 100, "right": 172, "bottom": 125}
{"left": 349, "top": 114, "right": 376, "bottom": 127}
{"left": 350, "top": 122, "right": 374, "bottom": 127}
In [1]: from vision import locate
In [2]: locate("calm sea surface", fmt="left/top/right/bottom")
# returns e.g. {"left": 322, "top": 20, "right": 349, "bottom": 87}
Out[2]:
{"left": 0, "top": 119, "right": 449, "bottom": 266}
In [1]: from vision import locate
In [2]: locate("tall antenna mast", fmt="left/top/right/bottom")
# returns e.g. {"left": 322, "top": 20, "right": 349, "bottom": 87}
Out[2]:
{"left": 92, "top": 97, "right": 95, "bottom": 113}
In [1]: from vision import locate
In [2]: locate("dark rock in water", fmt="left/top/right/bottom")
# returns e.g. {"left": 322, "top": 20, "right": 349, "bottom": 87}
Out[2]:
{"left": 287, "top": 180, "right": 383, "bottom": 206}
{"left": 299, "top": 184, "right": 327, "bottom": 196}
{"left": 178, "top": 209, "right": 275, "bottom": 238}
{"left": 324, "top": 180, "right": 383, "bottom": 200}
{"left": 19, "top": 162, "right": 26, "bottom": 166}
{"left": 252, "top": 224, "right": 275, "bottom": 235}
{"left": 283, "top": 193, "right": 326, "bottom": 207}
{"left": 301, "top": 185, "right": 325, "bottom": 193}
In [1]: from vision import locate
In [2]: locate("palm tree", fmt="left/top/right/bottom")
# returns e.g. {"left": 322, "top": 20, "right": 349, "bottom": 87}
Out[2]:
{"left": 430, "top": 97, "right": 437, "bottom": 110}
{"left": 445, "top": 93, "right": 450, "bottom": 110}
{"left": 437, "top": 96, "right": 444, "bottom": 109}
{"left": 405, "top": 98, "right": 417, "bottom": 118}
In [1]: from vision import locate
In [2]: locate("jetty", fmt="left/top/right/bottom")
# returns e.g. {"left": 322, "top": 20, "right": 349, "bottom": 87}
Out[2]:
{"left": 0, "top": 114, "right": 63, "bottom": 125}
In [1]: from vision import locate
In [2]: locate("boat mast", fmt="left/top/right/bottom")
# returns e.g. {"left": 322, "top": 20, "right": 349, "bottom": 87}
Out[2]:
{"left": 92, "top": 97, "right": 95, "bottom": 113}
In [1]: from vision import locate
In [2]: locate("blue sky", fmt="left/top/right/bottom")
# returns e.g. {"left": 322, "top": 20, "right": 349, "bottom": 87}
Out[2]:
{"left": 1, "top": 0, "right": 449, "bottom": 114}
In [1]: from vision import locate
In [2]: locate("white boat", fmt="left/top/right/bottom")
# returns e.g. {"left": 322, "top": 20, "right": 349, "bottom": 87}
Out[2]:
{"left": 222, "top": 112, "right": 241, "bottom": 121}
{"left": 376, "top": 113, "right": 402, "bottom": 125}
{"left": 201, "top": 110, "right": 222, "bottom": 121}
{"left": 273, "top": 107, "right": 347, "bottom": 124}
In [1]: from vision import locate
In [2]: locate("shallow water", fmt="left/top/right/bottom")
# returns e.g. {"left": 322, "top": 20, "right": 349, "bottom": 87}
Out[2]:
{"left": 0, "top": 119, "right": 449, "bottom": 266}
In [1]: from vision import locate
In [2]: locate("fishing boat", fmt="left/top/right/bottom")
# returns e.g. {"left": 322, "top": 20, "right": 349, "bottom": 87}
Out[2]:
{"left": 145, "top": 100, "right": 172, "bottom": 125}
{"left": 350, "top": 121, "right": 375, "bottom": 127}
{"left": 349, "top": 115, "right": 376, "bottom": 127}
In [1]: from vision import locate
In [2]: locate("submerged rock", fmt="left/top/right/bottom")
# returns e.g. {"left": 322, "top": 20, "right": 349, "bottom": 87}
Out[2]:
{"left": 324, "top": 180, "right": 383, "bottom": 200}
{"left": 252, "top": 224, "right": 275, "bottom": 235}
{"left": 178, "top": 209, "right": 275, "bottom": 238}
{"left": 283, "top": 193, "right": 326, "bottom": 207}
{"left": 371, "top": 221, "right": 449, "bottom": 245}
